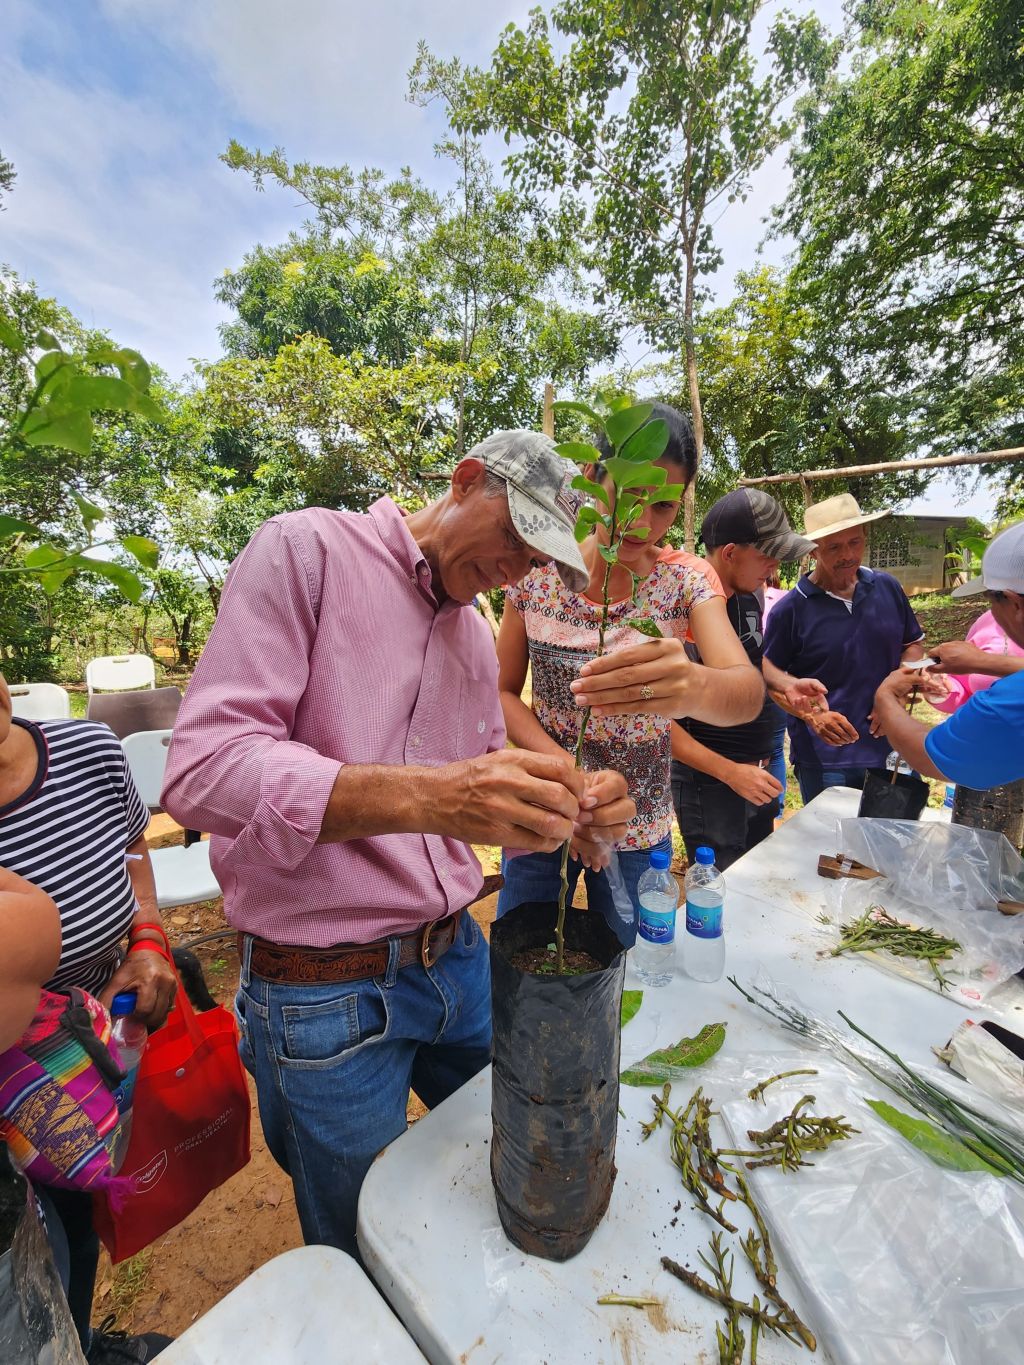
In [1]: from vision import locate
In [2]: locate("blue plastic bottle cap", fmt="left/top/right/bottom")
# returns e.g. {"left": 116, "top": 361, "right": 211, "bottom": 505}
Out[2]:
{"left": 695, "top": 846, "right": 715, "bottom": 866}
{"left": 111, "top": 992, "right": 139, "bottom": 1016}
{"left": 649, "top": 848, "right": 671, "bottom": 870}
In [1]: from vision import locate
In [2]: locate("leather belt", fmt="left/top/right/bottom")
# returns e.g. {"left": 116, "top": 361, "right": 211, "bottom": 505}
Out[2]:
{"left": 242, "top": 909, "right": 463, "bottom": 985}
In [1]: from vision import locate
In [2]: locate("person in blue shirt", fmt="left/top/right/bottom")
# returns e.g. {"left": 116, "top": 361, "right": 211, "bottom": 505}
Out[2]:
{"left": 873, "top": 521, "right": 1024, "bottom": 789}
{"left": 762, "top": 493, "right": 925, "bottom": 803}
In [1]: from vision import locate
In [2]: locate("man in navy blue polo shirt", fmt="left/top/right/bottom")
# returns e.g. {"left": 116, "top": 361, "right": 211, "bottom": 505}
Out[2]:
{"left": 873, "top": 521, "right": 1024, "bottom": 789}
{"left": 763, "top": 493, "right": 924, "bottom": 804}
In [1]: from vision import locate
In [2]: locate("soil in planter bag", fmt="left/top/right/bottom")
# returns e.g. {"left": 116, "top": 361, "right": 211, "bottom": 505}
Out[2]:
{"left": 490, "top": 902, "right": 626, "bottom": 1262}
{"left": 857, "top": 767, "right": 930, "bottom": 821}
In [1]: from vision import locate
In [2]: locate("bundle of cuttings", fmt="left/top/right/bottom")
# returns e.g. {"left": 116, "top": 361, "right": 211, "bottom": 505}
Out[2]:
{"left": 819, "top": 905, "right": 961, "bottom": 991}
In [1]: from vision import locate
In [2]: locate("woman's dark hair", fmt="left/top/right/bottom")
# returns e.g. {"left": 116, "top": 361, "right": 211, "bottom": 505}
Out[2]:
{"left": 594, "top": 401, "right": 697, "bottom": 490}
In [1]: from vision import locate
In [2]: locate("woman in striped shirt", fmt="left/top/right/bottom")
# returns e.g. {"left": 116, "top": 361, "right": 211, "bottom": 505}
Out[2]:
{"left": 0, "top": 671, "right": 176, "bottom": 1362}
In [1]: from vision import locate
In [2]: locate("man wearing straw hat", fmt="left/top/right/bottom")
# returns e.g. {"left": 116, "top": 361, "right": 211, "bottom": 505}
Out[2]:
{"left": 762, "top": 492, "right": 925, "bottom": 804}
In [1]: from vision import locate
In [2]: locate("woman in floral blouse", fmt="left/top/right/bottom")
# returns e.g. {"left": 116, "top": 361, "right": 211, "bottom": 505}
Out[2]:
{"left": 496, "top": 404, "right": 763, "bottom": 945}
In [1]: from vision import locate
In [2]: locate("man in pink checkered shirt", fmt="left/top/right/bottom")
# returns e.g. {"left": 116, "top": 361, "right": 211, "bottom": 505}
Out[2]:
{"left": 162, "top": 430, "right": 634, "bottom": 1256}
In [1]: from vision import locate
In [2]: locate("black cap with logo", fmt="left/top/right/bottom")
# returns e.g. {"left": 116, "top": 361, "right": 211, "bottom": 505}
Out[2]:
{"left": 701, "top": 489, "right": 817, "bottom": 560}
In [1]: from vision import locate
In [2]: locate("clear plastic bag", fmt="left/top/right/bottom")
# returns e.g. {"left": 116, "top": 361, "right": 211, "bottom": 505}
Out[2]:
{"left": 821, "top": 818, "right": 1024, "bottom": 1003}
{"left": 716, "top": 1059, "right": 1024, "bottom": 1365}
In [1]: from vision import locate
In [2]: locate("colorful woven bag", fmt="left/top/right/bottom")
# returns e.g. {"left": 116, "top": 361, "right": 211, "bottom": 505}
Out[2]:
{"left": 0, "top": 986, "right": 133, "bottom": 1208}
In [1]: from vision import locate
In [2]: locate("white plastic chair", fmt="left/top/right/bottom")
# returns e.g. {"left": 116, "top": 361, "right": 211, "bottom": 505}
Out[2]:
{"left": 8, "top": 682, "right": 72, "bottom": 720}
{"left": 85, "top": 653, "right": 156, "bottom": 694}
{"left": 121, "top": 728, "right": 222, "bottom": 910}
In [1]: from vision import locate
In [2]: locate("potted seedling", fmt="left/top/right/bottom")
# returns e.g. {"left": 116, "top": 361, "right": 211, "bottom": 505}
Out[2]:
{"left": 489, "top": 397, "right": 682, "bottom": 1261}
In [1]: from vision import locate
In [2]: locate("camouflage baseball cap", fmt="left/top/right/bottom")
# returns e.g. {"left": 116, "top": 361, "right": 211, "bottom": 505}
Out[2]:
{"left": 467, "top": 430, "right": 590, "bottom": 592}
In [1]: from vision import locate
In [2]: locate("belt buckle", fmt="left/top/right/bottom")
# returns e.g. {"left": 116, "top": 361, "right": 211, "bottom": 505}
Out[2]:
{"left": 421, "top": 917, "right": 442, "bottom": 969}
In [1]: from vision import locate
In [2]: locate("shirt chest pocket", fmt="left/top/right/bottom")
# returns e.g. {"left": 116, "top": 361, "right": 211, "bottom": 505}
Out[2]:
{"left": 457, "top": 674, "right": 495, "bottom": 758}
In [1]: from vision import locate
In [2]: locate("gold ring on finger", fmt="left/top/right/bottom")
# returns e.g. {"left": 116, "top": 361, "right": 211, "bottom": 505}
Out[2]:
{"left": 640, "top": 683, "right": 654, "bottom": 701}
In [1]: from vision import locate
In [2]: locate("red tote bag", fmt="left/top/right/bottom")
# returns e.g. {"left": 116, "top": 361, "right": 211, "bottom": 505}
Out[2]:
{"left": 93, "top": 947, "right": 251, "bottom": 1263}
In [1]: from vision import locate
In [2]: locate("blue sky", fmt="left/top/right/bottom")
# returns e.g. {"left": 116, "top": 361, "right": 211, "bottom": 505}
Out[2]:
{"left": 1, "top": 0, "right": 994, "bottom": 518}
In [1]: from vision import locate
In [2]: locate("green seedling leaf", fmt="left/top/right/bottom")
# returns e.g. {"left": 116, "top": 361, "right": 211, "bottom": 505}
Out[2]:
{"left": 625, "top": 618, "right": 663, "bottom": 639}
{"left": 556, "top": 440, "right": 602, "bottom": 465}
{"left": 620, "top": 418, "right": 669, "bottom": 464}
{"left": 72, "top": 492, "right": 106, "bottom": 535}
{"left": 660, "top": 484, "right": 684, "bottom": 502}
{"left": 35, "top": 329, "right": 60, "bottom": 350}
{"left": 598, "top": 545, "right": 618, "bottom": 565}
{"left": 35, "top": 350, "right": 72, "bottom": 382}
{"left": 552, "top": 399, "right": 603, "bottom": 428}
{"left": 621, "top": 990, "right": 643, "bottom": 1027}
{"left": 0, "top": 314, "right": 26, "bottom": 353}
{"left": 866, "top": 1099, "right": 1007, "bottom": 1175}
{"left": 0, "top": 514, "right": 38, "bottom": 538}
{"left": 23, "top": 543, "right": 68, "bottom": 570}
{"left": 602, "top": 456, "right": 666, "bottom": 489}
{"left": 621, "top": 1023, "right": 727, "bottom": 1085}
{"left": 122, "top": 535, "right": 160, "bottom": 570}
{"left": 21, "top": 405, "right": 93, "bottom": 455}
{"left": 66, "top": 374, "right": 145, "bottom": 414}
{"left": 72, "top": 556, "right": 145, "bottom": 603}
{"left": 605, "top": 404, "right": 653, "bottom": 451}
{"left": 571, "top": 474, "right": 611, "bottom": 508}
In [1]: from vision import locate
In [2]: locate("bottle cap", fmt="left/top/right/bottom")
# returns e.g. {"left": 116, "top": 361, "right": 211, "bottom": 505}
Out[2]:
{"left": 695, "top": 846, "right": 716, "bottom": 866}
{"left": 649, "top": 848, "right": 671, "bottom": 870}
{"left": 111, "top": 992, "right": 139, "bottom": 1016}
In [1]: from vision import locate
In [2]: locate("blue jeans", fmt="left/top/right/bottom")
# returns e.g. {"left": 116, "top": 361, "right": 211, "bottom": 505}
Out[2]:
{"left": 497, "top": 835, "right": 673, "bottom": 948}
{"left": 794, "top": 764, "right": 869, "bottom": 805}
{"left": 236, "top": 912, "right": 492, "bottom": 1260}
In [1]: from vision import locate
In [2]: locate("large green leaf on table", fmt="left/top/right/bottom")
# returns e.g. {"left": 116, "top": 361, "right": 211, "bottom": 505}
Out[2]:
{"left": 72, "top": 556, "right": 145, "bottom": 603}
{"left": 556, "top": 441, "right": 602, "bottom": 466}
{"left": 552, "top": 399, "right": 603, "bottom": 428}
{"left": 122, "top": 535, "right": 160, "bottom": 570}
{"left": 620, "top": 419, "right": 669, "bottom": 465}
{"left": 866, "top": 1099, "right": 1007, "bottom": 1175}
{"left": 571, "top": 474, "right": 611, "bottom": 509}
{"left": 604, "top": 404, "right": 653, "bottom": 450}
{"left": 602, "top": 457, "right": 667, "bottom": 490}
{"left": 21, "top": 404, "right": 93, "bottom": 455}
{"left": 621, "top": 990, "right": 643, "bottom": 1027}
{"left": 72, "top": 492, "right": 106, "bottom": 536}
{"left": 0, "top": 514, "right": 38, "bottom": 538}
{"left": 0, "top": 314, "right": 26, "bottom": 352}
{"left": 621, "top": 1023, "right": 727, "bottom": 1085}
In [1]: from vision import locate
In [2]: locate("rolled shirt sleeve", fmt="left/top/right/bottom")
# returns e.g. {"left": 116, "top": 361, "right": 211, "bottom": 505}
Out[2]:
{"left": 161, "top": 519, "right": 342, "bottom": 870}
{"left": 924, "top": 674, "right": 1024, "bottom": 790}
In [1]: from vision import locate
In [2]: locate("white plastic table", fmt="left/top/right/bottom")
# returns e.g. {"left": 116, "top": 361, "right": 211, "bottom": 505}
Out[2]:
{"left": 357, "top": 790, "right": 1023, "bottom": 1364}
{"left": 158, "top": 1246, "right": 426, "bottom": 1364}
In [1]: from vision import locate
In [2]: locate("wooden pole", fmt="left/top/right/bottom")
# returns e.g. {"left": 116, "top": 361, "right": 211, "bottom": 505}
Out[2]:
{"left": 542, "top": 383, "right": 555, "bottom": 438}
{"left": 738, "top": 446, "right": 1024, "bottom": 489}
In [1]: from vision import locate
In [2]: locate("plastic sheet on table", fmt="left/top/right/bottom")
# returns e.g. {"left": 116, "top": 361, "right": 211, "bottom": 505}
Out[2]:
{"left": 817, "top": 818, "right": 1024, "bottom": 1004}
{"left": 718, "top": 1061, "right": 1024, "bottom": 1365}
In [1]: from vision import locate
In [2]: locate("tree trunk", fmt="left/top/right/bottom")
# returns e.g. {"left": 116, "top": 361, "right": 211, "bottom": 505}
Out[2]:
{"left": 682, "top": 250, "right": 704, "bottom": 552}
{"left": 177, "top": 614, "right": 193, "bottom": 668}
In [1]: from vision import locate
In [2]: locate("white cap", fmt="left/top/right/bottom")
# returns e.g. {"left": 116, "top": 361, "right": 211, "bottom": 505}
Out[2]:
{"left": 952, "top": 521, "right": 1024, "bottom": 598}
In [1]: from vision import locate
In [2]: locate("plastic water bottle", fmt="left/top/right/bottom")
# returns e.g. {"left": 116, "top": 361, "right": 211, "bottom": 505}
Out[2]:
{"left": 684, "top": 846, "right": 726, "bottom": 982}
{"left": 634, "top": 848, "right": 678, "bottom": 987}
{"left": 109, "top": 992, "right": 147, "bottom": 1172}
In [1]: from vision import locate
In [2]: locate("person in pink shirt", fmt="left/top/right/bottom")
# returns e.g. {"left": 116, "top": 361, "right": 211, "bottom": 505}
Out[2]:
{"left": 161, "top": 430, "right": 637, "bottom": 1259}
{"left": 924, "top": 610, "right": 1024, "bottom": 712}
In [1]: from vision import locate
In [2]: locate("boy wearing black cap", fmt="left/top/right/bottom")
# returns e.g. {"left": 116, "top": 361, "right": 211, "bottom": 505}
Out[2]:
{"left": 671, "top": 489, "right": 817, "bottom": 870}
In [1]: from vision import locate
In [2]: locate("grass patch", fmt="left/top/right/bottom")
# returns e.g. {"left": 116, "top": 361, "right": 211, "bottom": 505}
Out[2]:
{"left": 109, "top": 1248, "right": 153, "bottom": 1322}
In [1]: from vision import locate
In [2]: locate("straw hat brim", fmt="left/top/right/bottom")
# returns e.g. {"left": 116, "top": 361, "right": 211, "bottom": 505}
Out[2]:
{"left": 806, "top": 508, "right": 890, "bottom": 543}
